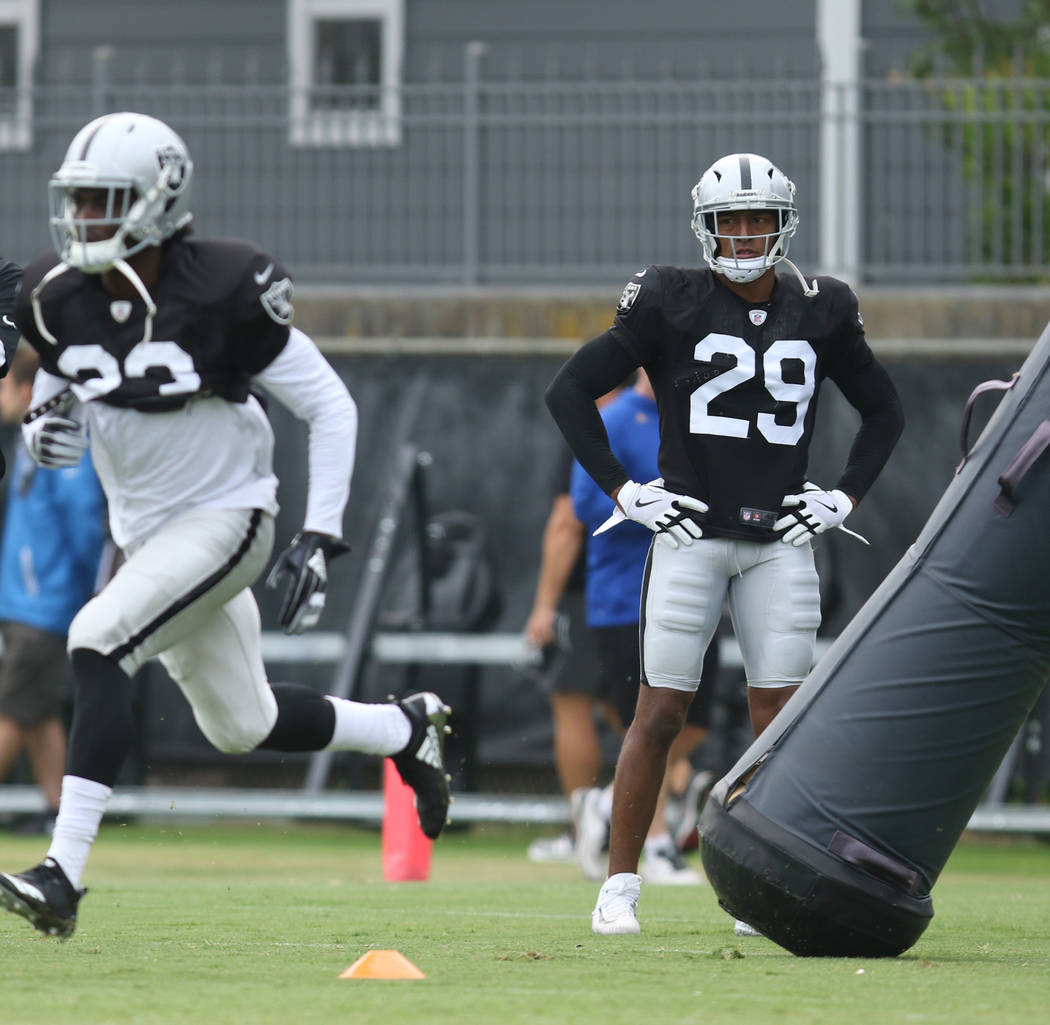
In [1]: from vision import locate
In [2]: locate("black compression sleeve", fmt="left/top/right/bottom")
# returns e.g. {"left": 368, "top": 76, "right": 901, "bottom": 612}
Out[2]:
{"left": 835, "top": 361, "right": 906, "bottom": 502}
{"left": 544, "top": 331, "right": 641, "bottom": 495}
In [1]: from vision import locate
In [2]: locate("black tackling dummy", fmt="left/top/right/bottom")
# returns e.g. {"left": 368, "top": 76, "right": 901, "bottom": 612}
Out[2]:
{"left": 700, "top": 320, "right": 1050, "bottom": 956}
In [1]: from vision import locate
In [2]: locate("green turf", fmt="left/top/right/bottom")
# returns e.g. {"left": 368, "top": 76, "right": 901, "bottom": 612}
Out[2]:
{"left": 1, "top": 822, "right": 1048, "bottom": 1025}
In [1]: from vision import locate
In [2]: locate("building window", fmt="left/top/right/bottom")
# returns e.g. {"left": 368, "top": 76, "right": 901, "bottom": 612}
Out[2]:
{"left": 0, "top": 0, "right": 37, "bottom": 150}
{"left": 289, "top": 0, "right": 404, "bottom": 146}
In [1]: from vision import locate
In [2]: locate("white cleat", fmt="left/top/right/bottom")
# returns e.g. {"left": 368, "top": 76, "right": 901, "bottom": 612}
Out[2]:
{"left": 526, "top": 832, "right": 576, "bottom": 863}
{"left": 591, "top": 872, "right": 642, "bottom": 935}
{"left": 571, "top": 786, "right": 609, "bottom": 882}
{"left": 642, "top": 845, "right": 705, "bottom": 886}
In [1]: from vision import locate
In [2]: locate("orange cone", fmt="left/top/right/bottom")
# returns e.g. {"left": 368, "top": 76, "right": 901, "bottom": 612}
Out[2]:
{"left": 339, "top": 950, "right": 426, "bottom": 979}
{"left": 382, "top": 757, "right": 433, "bottom": 881}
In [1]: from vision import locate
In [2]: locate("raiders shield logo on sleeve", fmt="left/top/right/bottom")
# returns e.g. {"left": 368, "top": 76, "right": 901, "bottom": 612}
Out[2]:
{"left": 260, "top": 277, "right": 294, "bottom": 325}
{"left": 617, "top": 281, "right": 641, "bottom": 313}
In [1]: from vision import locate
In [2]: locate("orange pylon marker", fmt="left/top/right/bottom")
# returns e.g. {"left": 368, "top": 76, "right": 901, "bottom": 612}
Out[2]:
{"left": 382, "top": 757, "right": 433, "bottom": 881}
{"left": 339, "top": 950, "right": 426, "bottom": 980}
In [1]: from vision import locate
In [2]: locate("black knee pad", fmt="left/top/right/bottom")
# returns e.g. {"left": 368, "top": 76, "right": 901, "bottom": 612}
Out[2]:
{"left": 67, "top": 648, "right": 135, "bottom": 787}
{"left": 258, "top": 683, "right": 335, "bottom": 752}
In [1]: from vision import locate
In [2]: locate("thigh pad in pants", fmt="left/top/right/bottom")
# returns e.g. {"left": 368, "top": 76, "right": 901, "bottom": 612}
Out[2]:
{"left": 68, "top": 508, "right": 277, "bottom": 753}
{"left": 68, "top": 507, "right": 273, "bottom": 676}
{"left": 641, "top": 540, "right": 730, "bottom": 693}
{"left": 729, "top": 539, "right": 821, "bottom": 688}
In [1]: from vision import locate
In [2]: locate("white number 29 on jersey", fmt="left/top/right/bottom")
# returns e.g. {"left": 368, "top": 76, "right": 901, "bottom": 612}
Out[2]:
{"left": 689, "top": 333, "right": 815, "bottom": 446}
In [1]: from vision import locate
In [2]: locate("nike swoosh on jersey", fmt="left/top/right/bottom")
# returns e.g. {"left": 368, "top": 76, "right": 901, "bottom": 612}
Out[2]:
{"left": 634, "top": 268, "right": 647, "bottom": 278}
{"left": 1, "top": 315, "right": 15, "bottom": 328}
{"left": 254, "top": 263, "right": 274, "bottom": 285}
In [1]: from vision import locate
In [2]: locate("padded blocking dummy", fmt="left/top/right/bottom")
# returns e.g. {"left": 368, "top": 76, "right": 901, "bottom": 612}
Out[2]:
{"left": 700, "top": 324, "right": 1050, "bottom": 957}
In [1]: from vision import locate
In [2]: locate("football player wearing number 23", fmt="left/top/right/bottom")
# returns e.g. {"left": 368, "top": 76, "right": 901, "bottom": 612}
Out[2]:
{"left": 546, "top": 153, "right": 904, "bottom": 936}
{"left": 0, "top": 113, "right": 452, "bottom": 942}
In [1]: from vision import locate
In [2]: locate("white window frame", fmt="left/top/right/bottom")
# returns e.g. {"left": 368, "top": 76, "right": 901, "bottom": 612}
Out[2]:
{"left": 288, "top": 0, "right": 404, "bottom": 147}
{"left": 0, "top": 0, "right": 38, "bottom": 151}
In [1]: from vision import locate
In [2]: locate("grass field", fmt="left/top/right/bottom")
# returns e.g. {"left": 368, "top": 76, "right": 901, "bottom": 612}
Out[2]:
{"left": 1, "top": 820, "right": 1048, "bottom": 1025}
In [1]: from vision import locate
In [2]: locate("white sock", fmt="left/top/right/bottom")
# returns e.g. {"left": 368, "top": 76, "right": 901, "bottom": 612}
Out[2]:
{"left": 46, "top": 775, "right": 113, "bottom": 888}
{"left": 644, "top": 832, "right": 674, "bottom": 856}
{"left": 323, "top": 697, "right": 411, "bottom": 755}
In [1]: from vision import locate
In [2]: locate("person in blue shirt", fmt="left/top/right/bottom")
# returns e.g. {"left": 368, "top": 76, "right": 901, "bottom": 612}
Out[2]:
{"left": 568, "top": 370, "right": 716, "bottom": 885}
{"left": 0, "top": 345, "right": 107, "bottom": 834}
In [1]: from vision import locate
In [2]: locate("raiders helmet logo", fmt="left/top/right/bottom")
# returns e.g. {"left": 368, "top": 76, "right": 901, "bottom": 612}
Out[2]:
{"left": 156, "top": 146, "right": 188, "bottom": 194}
{"left": 261, "top": 277, "right": 294, "bottom": 325}
{"left": 617, "top": 281, "right": 641, "bottom": 313}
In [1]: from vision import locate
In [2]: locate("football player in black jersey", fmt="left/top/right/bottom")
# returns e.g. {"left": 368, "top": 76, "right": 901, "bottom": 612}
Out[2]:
{"left": 0, "top": 257, "right": 22, "bottom": 479}
{"left": 546, "top": 152, "right": 904, "bottom": 936}
{"left": 0, "top": 113, "right": 451, "bottom": 941}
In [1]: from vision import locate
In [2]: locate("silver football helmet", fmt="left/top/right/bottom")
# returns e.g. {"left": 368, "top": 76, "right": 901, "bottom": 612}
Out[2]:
{"left": 690, "top": 152, "right": 799, "bottom": 285}
{"left": 48, "top": 112, "right": 194, "bottom": 274}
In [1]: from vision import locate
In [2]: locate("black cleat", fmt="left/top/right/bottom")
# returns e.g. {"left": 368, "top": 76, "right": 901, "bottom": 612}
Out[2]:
{"left": 391, "top": 692, "right": 452, "bottom": 840}
{"left": 0, "top": 857, "right": 85, "bottom": 940}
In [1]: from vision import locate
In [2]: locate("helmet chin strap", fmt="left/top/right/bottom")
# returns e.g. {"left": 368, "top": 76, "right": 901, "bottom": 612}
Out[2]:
{"left": 30, "top": 253, "right": 158, "bottom": 347}
{"left": 112, "top": 257, "right": 158, "bottom": 344}
{"left": 30, "top": 262, "right": 72, "bottom": 345}
{"left": 782, "top": 258, "right": 819, "bottom": 298}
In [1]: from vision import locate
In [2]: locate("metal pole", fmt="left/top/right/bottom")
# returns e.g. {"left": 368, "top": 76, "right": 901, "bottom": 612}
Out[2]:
{"left": 816, "top": 0, "right": 861, "bottom": 284}
{"left": 92, "top": 45, "right": 114, "bottom": 115}
{"left": 462, "top": 40, "right": 486, "bottom": 285}
{"left": 302, "top": 443, "right": 429, "bottom": 793}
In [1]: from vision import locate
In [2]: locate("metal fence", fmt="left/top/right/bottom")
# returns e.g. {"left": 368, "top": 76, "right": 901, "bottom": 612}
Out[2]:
{"left": 2, "top": 65, "right": 1050, "bottom": 286}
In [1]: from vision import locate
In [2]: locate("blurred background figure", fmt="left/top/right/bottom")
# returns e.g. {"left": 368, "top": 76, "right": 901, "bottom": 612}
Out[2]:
{"left": 568, "top": 370, "right": 714, "bottom": 885}
{"left": 523, "top": 438, "right": 616, "bottom": 864}
{"left": 0, "top": 345, "right": 107, "bottom": 835}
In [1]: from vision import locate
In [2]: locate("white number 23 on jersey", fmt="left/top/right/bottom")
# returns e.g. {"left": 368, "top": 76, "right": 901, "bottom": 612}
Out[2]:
{"left": 689, "top": 333, "right": 815, "bottom": 446}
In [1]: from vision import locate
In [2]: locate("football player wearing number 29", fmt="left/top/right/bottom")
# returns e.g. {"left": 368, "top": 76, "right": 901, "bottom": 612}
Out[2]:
{"left": 0, "top": 113, "right": 452, "bottom": 942}
{"left": 546, "top": 153, "right": 904, "bottom": 936}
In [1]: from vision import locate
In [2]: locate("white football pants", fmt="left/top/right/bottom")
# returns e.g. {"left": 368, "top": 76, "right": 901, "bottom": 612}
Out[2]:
{"left": 68, "top": 507, "right": 279, "bottom": 753}
{"left": 641, "top": 535, "right": 821, "bottom": 692}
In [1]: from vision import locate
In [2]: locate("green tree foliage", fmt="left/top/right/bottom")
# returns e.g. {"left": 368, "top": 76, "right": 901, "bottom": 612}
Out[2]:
{"left": 904, "top": 1, "right": 1050, "bottom": 276}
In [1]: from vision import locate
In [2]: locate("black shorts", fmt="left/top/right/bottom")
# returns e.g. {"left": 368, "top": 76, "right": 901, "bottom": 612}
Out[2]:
{"left": 594, "top": 623, "right": 716, "bottom": 730}
{"left": 0, "top": 621, "right": 70, "bottom": 726}
{"left": 547, "top": 589, "right": 609, "bottom": 699}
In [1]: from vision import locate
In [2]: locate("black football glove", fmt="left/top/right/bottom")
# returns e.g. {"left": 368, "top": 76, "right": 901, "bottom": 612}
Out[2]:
{"left": 265, "top": 531, "right": 349, "bottom": 635}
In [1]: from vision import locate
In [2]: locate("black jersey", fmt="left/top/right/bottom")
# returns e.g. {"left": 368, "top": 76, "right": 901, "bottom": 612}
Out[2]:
{"left": 14, "top": 238, "right": 292, "bottom": 412}
{"left": 0, "top": 258, "right": 21, "bottom": 377}
{"left": 548, "top": 266, "right": 903, "bottom": 543}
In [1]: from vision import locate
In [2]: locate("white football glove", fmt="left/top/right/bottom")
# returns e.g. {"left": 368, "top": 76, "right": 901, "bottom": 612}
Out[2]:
{"left": 22, "top": 414, "right": 89, "bottom": 469}
{"left": 775, "top": 482, "right": 867, "bottom": 546}
{"left": 595, "top": 479, "right": 708, "bottom": 549}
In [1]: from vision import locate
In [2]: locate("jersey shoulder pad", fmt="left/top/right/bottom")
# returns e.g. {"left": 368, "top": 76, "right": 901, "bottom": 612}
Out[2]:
{"left": 14, "top": 252, "right": 78, "bottom": 332}
{"left": 18, "top": 251, "right": 64, "bottom": 297}
{"left": 808, "top": 274, "right": 855, "bottom": 302}
{"left": 0, "top": 258, "right": 22, "bottom": 300}
{"left": 172, "top": 238, "right": 287, "bottom": 296}
{"left": 810, "top": 274, "right": 862, "bottom": 323}
{"left": 171, "top": 238, "right": 294, "bottom": 327}
{"left": 615, "top": 264, "right": 679, "bottom": 317}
